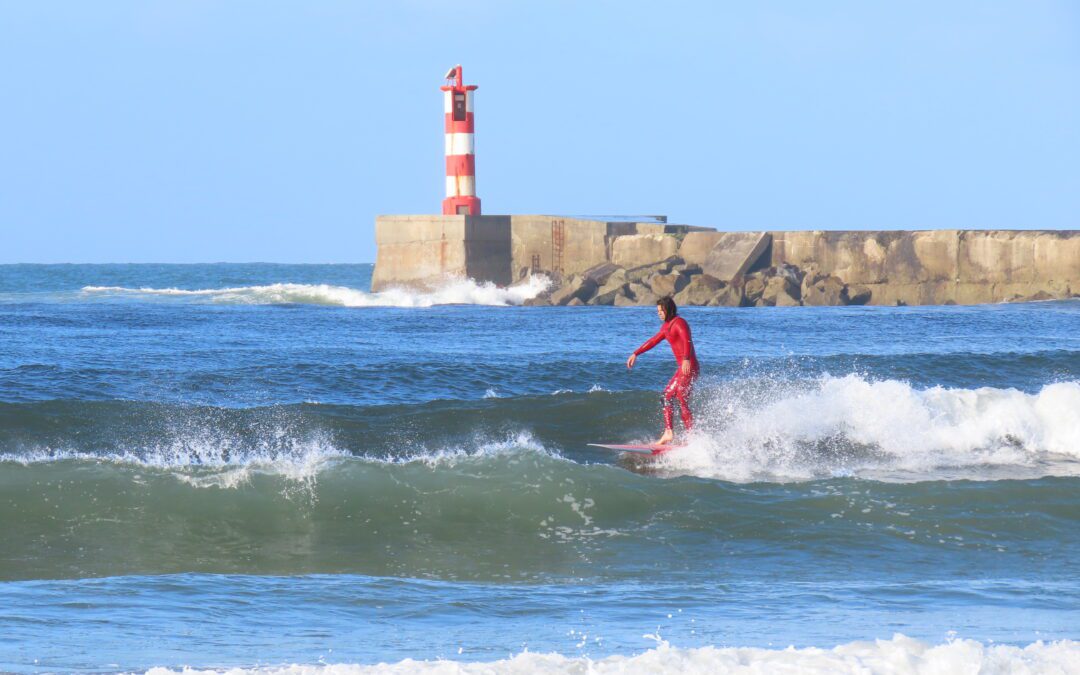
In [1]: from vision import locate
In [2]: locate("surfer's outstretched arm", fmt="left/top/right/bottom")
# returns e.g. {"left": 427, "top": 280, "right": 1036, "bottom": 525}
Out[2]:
{"left": 634, "top": 330, "right": 666, "bottom": 357}
{"left": 628, "top": 329, "right": 664, "bottom": 369}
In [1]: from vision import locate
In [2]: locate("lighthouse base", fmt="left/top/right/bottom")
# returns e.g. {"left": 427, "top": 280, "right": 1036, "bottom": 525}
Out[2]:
{"left": 442, "top": 196, "right": 481, "bottom": 216}
{"left": 371, "top": 215, "right": 509, "bottom": 292}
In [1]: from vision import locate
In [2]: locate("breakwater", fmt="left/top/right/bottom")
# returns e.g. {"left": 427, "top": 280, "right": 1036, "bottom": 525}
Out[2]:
{"left": 373, "top": 216, "right": 1079, "bottom": 306}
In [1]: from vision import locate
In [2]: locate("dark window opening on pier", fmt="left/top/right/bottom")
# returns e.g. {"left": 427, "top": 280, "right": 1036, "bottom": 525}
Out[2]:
{"left": 453, "top": 94, "right": 467, "bottom": 122}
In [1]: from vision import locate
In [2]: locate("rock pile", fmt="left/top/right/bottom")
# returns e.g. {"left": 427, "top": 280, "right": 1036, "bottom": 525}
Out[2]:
{"left": 524, "top": 258, "right": 875, "bottom": 308}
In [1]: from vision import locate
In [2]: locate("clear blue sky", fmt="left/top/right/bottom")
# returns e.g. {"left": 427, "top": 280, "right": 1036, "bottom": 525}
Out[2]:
{"left": 2, "top": 1, "right": 1078, "bottom": 263}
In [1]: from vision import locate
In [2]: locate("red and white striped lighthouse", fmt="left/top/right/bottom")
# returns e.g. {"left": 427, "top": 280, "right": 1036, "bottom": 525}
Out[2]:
{"left": 441, "top": 65, "right": 481, "bottom": 216}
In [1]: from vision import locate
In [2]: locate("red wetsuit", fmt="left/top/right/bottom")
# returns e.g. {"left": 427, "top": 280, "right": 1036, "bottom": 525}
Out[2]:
{"left": 634, "top": 316, "right": 700, "bottom": 431}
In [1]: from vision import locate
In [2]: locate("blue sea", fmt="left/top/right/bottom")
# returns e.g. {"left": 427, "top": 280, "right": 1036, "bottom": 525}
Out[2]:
{"left": 0, "top": 263, "right": 1077, "bottom": 673}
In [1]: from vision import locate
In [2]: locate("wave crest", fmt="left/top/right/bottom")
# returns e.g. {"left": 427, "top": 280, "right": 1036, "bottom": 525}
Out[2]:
{"left": 81, "top": 275, "right": 551, "bottom": 308}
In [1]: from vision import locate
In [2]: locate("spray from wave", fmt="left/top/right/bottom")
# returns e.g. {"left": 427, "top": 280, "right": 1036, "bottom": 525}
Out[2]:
{"left": 1, "top": 419, "right": 557, "bottom": 488}
{"left": 81, "top": 274, "right": 551, "bottom": 308}
{"left": 664, "top": 375, "right": 1080, "bottom": 482}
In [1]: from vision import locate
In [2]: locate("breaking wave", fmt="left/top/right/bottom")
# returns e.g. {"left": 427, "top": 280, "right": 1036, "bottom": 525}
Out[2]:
{"left": 80, "top": 275, "right": 551, "bottom": 308}
{"left": 666, "top": 375, "right": 1080, "bottom": 482}
{"left": 2, "top": 375, "right": 1080, "bottom": 484}
{"left": 144, "top": 634, "right": 1080, "bottom": 674}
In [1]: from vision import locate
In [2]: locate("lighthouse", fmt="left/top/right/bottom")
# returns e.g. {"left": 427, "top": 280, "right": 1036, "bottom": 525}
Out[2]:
{"left": 441, "top": 65, "right": 481, "bottom": 216}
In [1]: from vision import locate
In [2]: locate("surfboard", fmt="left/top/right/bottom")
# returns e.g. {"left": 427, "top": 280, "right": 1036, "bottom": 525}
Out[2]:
{"left": 588, "top": 443, "right": 684, "bottom": 456}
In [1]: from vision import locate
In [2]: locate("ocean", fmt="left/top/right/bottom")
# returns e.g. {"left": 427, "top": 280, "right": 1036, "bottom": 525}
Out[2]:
{"left": 0, "top": 263, "right": 1077, "bottom": 673}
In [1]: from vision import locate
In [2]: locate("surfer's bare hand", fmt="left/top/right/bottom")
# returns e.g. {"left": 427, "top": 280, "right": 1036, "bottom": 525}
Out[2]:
{"left": 626, "top": 354, "right": 637, "bottom": 369}
{"left": 680, "top": 359, "right": 691, "bottom": 376}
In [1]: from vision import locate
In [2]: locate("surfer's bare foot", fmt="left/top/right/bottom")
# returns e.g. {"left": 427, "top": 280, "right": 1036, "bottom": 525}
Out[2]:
{"left": 657, "top": 429, "right": 674, "bottom": 445}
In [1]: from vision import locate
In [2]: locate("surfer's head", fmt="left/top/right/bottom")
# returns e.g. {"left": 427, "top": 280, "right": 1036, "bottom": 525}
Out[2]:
{"left": 657, "top": 296, "right": 677, "bottom": 321}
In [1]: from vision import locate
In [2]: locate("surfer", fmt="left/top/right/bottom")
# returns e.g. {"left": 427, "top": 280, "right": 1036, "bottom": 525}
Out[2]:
{"left": 626, "top": 296, "right": 700, "bottom": 445}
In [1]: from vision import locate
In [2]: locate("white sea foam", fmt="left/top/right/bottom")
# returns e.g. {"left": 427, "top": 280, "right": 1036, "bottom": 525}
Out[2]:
{"left": 81, "top": 275, "right": 551, "bottom": 308}
{"left": 0, "top": 431, "right": 559, "bottom": 481}
{"left": 663, "top": 375, "right": 1080, "bottom": 482}
{"left": 0, "top": 422, "right": 347, "bottom": 490}
{"left": 379, "top": 431, "right": 560, "bottom": 467}
{"left": 143, "top": 634, "right": 1079, "bottom": 674}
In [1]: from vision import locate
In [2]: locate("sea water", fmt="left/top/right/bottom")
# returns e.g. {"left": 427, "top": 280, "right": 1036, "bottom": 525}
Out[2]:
{"left": 0, "top": 263, "right": 1076, "bottom": 673}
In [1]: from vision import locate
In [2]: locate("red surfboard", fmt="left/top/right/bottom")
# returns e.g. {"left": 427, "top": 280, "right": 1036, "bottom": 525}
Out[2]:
{"left": 588, "top": 443, "right": 684, "bottom": 456}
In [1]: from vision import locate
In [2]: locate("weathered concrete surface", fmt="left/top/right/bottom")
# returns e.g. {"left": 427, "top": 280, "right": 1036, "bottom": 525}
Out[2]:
{"left": 376, "top": 215, "right": 679, "bottom": 289}
{"left": 612, "top": 234, "right": 680, "bottom": 268}
{"left": 703, "top": 232, "right": 772, "bottom": 281}
{"left": 372, "top": 215, "right": 511, "bottom": 291}
{"left": 508, "top": 216, "right": 711, "bottom": 281}
{"left": 769, "top": 230, "right": 1079, "bottom": 305}
{"left": 511, "top": 216, "right": 616, "bottom": 281}
{"left": 678, "top": 232, "right": 726, "bottom": 265}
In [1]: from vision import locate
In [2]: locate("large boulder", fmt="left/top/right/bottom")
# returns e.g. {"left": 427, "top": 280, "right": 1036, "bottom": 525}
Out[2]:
{"left": 774, "top": 290, "right": 801, "bottom": 307}
{"left": 760, "top": 275, "right": 801, "bottom": 306}
{"left": 802, "top": 273, "right": 846, "bottom": 306}
{"left": 523, "top": 295, "right": 552, "bottom": 307}
{"left": 674, "top": 274, "right": 724, "bottom": 306}
{"left": 671, "top": 262, "right": 703, "bottom": 276}
{"left": 582, "top": 262, "right": 622, "bottom": 286}
{"left": 648, "top": 271, "right": 691, "bottom": 298}
{"left": 612, "top": 234, "right": 680, "bottom": 268}
{"left": 550, "top": 275, "right": 598, "bottom": 306}
{"left": 708, "top": 284, "right": 744, "bottom": 307}
{"left": 774, "top": 263, "right": 803, "bottom": 286}
{"left": 595, "top": 268, "right": 628, "bottom": 296}
{"left": 625, "top": 257, "right": 682, "bottom": 284}
{"left": 743, "top": 275, "right": 766, "bottom": 305}
{"left": 591, "top": 283, "right": 630, "bottom": 306}
{"left": 626, "top": 282, "right": 658, "bottom": 305}
{"left": 843, "top": 284, "right": 872, "bottom": 305}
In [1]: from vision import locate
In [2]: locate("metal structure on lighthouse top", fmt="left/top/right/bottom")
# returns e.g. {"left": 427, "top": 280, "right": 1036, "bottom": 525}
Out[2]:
{"left": 441, "top": 65, "right": 481, "bottom": 216}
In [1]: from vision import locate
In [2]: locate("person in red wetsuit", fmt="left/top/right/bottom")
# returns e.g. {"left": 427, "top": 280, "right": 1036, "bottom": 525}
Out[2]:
{"left": 626, "top": 296, "right": 700, "bottom": 445}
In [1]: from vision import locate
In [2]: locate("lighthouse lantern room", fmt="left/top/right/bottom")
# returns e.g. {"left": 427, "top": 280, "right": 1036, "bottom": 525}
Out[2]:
{"left": 441, "top": 65, "right": 481, "bottom": 216}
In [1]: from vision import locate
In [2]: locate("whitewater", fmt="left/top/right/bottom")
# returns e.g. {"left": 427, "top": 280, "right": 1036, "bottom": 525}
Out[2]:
{"left": 79, "top": 274, "right": 551, "bottom": 308}
{"left": 0, "top": 263, "right": 1077, "bottom": 673}
{"left": 146, "top": 635, "right": 1080, "bottom": 674}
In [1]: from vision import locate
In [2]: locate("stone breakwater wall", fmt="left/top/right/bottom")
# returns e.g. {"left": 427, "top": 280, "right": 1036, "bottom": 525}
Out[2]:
{"left": 372, "top": 216, "right": 1079, "bottom": 306}
{"left": 526, "top": 229, "right": 1080, "bottom": 307}
{"left": 372, "top": 215, "right": 709, "bottom": 292}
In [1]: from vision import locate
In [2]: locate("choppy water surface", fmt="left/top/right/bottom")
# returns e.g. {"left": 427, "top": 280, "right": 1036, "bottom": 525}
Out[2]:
{"left": 0, "top": 264, "right": 1077, "bottom": 673}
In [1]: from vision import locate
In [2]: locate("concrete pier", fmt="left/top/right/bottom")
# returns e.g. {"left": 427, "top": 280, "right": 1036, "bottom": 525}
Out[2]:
{"left": 372, "top": 215, "right": 1080, "bottom": 305}
{"left": 373, "top": 215, "right": 709, "bottom": 291}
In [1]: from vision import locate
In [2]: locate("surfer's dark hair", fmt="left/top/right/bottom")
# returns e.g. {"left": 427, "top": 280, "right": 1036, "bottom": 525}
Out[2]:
{"left": 657, "top": 296, "right": 677, "bottom": 321}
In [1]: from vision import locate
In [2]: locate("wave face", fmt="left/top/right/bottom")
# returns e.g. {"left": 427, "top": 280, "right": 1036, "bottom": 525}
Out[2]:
{"left": 2, "top": 375, "right": 1077, "bottom": 483}
{"left": 4, "top": 373, "right": 1075, "bottom": 479}
{"left": 2, "top": 449, "right": 1075, "bottom": 582}
{"left": 0, "top": 382, "right": 1077, "bottom": 581}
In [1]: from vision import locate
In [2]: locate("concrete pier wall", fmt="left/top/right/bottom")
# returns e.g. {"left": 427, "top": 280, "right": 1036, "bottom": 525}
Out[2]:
{"left": 509, "top": 216, "right": 710, "bottom": 281}
{"left": 767, "top": 230, "right": 1080, "bottom": 304}
{"left": 372, "top": 215, "right": 1079, "bottom": 305}
{"left": 371, "top": 215, "right": 511, "bottom": 292}
{"left": 375, "top": 215, "right": 709, "bottom": 290}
